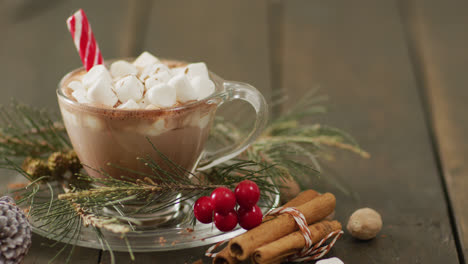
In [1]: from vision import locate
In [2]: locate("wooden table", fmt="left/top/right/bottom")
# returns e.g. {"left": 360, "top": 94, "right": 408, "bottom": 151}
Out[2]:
{"left": 0, "top": 0, "right": 466, "bottom": 263}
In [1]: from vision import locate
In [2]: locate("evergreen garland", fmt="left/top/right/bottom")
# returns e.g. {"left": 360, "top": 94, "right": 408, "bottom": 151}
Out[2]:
{"left": 0, "top": 91, "right": 368, "bottom": 263}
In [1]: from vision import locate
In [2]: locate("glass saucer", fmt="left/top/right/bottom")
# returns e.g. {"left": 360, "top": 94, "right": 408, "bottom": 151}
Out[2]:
{"left": 26, "top": 186, "right": 280, "bottom": 252}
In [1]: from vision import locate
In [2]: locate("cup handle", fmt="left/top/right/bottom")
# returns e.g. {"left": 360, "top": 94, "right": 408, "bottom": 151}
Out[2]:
{"left": 197, "top": 81, "right": 269, "bottom": 171}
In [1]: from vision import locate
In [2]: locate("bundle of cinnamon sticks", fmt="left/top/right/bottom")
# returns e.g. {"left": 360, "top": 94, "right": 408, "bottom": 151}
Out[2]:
{"left": 212, "top": 190, "right": 341, "bottom": 264}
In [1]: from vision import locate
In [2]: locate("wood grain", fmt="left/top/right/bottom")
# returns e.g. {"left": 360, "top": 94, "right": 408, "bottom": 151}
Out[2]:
{"left": 280, "top": 0, "right": 459, "bottom": 262}
{"left": 23, "top": 234, "right": 100, "bottom": 264}
{"left": 0, "top": 1, "right": 134, "bottom": 263}
{"left": 398, "top": 0, "right": 468, "bottom": 261}
{"left": 0, "top": 0, "right": 132, "bottom": 110}
{"left": 101, "top": 2, "right": 271, "bottom": 262}
{"left": 0, "top": 0, "right": 464, "bottom": 263}
{"left": 267, "top": 0, "right": 285, "bottom": 118}
{"left": 100, "top": 246, "right": 211, "bottom": 264}
{"left": 141, "top": 0, "right": 272, "bottom": 102}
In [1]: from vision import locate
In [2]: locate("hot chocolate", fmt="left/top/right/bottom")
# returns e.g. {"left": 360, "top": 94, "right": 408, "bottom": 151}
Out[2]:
{"left": 58, "top": 55, "right": 220, "bottom": 180}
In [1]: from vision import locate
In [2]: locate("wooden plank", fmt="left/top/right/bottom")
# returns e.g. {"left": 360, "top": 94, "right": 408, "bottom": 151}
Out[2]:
{"left": 100, "top": 246, "right": 211, "bottom": 264}
{"left": 398, "top": 0, "right": 468, "bottom": 260}
{"left": 0, "top": 1, "right": 134, "bottom": 263}
{"left": 141, "top": 0, "right": 272, "bottom": 102}
{"left": 119, "top": 0, "right": 153, "bottom": 57}
{"left": 0, "top": 0, "right": 131, "bottom": 110}
{"left": 24, "top": 234, "right": 101, "bottom": 264}
{"left": 281, "top": 0, "right": 459, "bottom": 262}
{"left": 267, "top": 0, "right": 285, "bottom": 118}
{"left": 100, "top": 2, "right": 270, "bottom": 262}
{"left": 103, "top": 2, "right": 270, "bottom": 262}
{"left": 1, "top": 1, "right": 271, "bottom": 263}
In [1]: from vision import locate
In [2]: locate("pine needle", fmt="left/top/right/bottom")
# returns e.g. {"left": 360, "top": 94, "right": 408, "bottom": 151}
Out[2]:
{"left": 0, "top": 92, "right": 368, "bottom": 263}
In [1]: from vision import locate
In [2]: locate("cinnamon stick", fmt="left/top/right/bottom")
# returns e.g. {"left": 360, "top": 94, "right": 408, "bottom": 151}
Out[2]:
{"left": 213, "top": 247, "right": 239, "bottom": 264}
{"left": 263, "top": 189, "right": 319, "bottom": 222}
{"left": 228, "top": 193, "right": 336, "bottom": 261}
{"left": 252, "top": 220, "right": 342, "bottom": 264}
{"left": 212, "top": 189, "right": 319, "bottom": 264}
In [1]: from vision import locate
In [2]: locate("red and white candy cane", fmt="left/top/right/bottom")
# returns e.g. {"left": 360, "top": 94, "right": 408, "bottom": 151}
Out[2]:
{"left": 264, "top": 206, "right": 343, "bottom": 262}
{"left": 66, "top": 9, "right": 103, "bottom": 71}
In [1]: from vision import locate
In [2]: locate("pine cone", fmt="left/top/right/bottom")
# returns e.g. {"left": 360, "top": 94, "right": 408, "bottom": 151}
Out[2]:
{"left": 22, "top": 158, "right": 51, "bottom": 181}
{"left": 66, "top": 150, "right": 82, "bottom": 174}
{"left": 0, "top": 196, "right": 31, "bottom": 264}
{"left": 47, "top": 152, "right": 68, "bottom": 177}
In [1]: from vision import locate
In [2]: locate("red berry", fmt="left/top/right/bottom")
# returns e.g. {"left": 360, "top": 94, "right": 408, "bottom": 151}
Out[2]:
{"left": 235, "top": 180, "right": 260, "bottom": 209}
{"left": 238, "top": 205, "right": 263, "bottom": 230}
{"left": 210, "top": 187, "right": 236, "bottom": 214}
{"left": 214, "top": 210, "right": 238, "bottom": 232}
{"left": 193, "top": 196, "right": 213, "bottom": 224}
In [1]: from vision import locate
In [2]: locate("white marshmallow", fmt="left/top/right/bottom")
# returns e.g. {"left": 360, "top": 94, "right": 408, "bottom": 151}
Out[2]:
{"left": 87, "top": 77, "right": 118, "bottom": 107}
{"left": 145, "top": 105, "right": 159, "bottom": 110}
{"left": 198, "top": 114, "right": 211, "bottom": 129}
{"left": 83, "top": 115, "right": 104, "bottom": 130}
{"left": 82, "top": 65, "right": 112, "bottom": 90}
{"left": 137, "top": 98, "right": 150, "bottom": 108}
{"left": 146, "top": 83, "right": 177, "bottom": 107}
{"left": 137, "top": 119, "right": 167, "bottom": 136}
{"left": 117, "top": 99, "right": 140, "bottom": 110}
{"left": 168, "top": 74, "right": 198, "bottom": 102}
{"left": 110, "top": 60, "right": 138, "bottom": 77}
{"left": 71, "top": 89, "right": 89, "bottom": 104}
{"left": 190, "top": 76, "right": 215, "bottom": 99}
{"left": 152, "top": 119, "right": 166, "bottom": 130}
{"left": 114, "top": 75, "right": 144, "bottom": 102}
{"left": 171, "top": 67, "right": 185, "bottom": 76}
{"left": 67, "top": 81, "right": 83, "bottom": 91}
{"left": 145, "top": 71, "right": 172, "bottom": 89}
{"left": 185, "top": 62, "right": 209, "bottom": 80}
{"left": 140, "top": 63, "right": 171, "bottom": 81}
{"left": 145, "top": 119, "right": 167, "bottom": 136}
{"left": 62, "top": 109, "right": 79, "bottom": 127}
{"left": 133, "top": 51, "right": 160, "bottom": 69}
{"left": 316, "top": 257, "right": 344, "bottom": 264}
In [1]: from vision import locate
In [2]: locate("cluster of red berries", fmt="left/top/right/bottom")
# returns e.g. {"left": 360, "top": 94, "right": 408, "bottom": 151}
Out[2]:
{"left": 193, "top": 180, "right": 263, "bottom": 232}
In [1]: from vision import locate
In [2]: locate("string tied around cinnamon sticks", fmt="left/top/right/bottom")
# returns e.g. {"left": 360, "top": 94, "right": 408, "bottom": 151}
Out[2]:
{"left": 288, "top": 229, "right": 343, "bottom": 262}
{"left": 205, "top": 190, "right": 320, "bottom": 259}
{"left": 204, "top": 206, "right": 314, "bottom": 259}
{"left": 205, "top": 205, "right": 343, "bottom": 262}
{"left": 206, "top": 191, "right": 340, "bottom": 264}
{"left": 261, "top": 206, "right": 343, "bottom": 262}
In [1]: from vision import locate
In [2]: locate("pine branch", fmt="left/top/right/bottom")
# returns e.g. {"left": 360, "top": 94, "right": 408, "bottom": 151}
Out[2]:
{"left": 0, "top": 101, "right": 70, "bottom": 160}
{"left": 210, "top": 90, "right": 369, "bottom": 191}
{"left": 58, "top": 157, "right": 278, "bottom": 216}
{"left": 0, "top": 92, "right": 369, "bottom": 264}
{"left": 57, "top": 179, "right": 224, "bottom": 202}
{"left": 71, "top": 203, "right": 130, "bottom": 234}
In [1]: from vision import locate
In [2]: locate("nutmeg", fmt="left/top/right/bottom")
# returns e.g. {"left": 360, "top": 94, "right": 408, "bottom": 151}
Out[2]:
{"left": 347, "top": 207, "right": 382, "bottom": 240}
{"left": 278, "top": 177, "right": 301, "bottom": 204}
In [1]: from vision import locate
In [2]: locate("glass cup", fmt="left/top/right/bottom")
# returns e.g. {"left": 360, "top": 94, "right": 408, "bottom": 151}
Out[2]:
{"left": 57, "top": 59, "right": 268, "bottom": 181}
